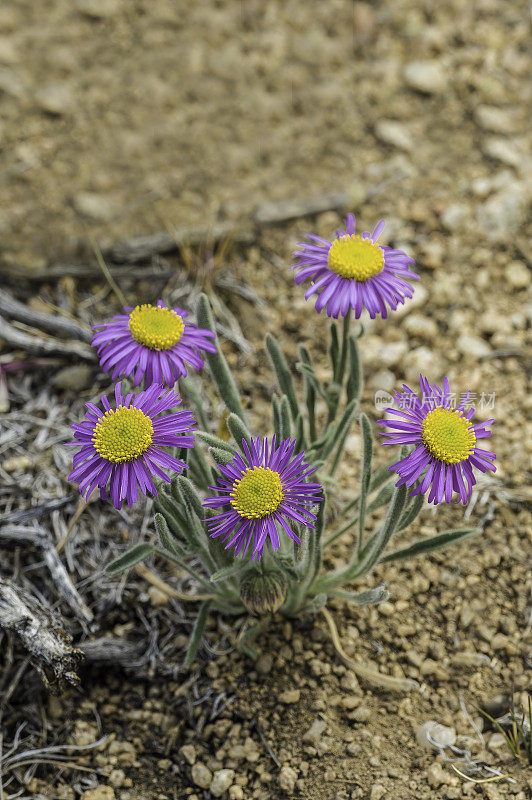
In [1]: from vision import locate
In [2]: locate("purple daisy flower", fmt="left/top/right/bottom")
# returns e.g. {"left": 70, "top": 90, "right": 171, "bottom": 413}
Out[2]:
{"left": 291, "top": 213, "right": 419, "bottom": 319}
{"left": 378, "top": 375, "right": 496, "bottom": 505}
{"left": 67, "top": 382, "right": 196, "bottom": 510}
{"left": 203, "top": 436, "right": 323, "bottom": 562}
{"left": 91, "top": 301, "right": 216, "bottom": 387}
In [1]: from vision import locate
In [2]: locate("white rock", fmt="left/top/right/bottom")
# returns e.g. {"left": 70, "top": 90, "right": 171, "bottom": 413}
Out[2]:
{"left": 457, "top": 334, "right": 492, "bottom": 359}
{"left": 344, "top": 432, "right": 362, "bottom": 455}
{"left": 370, "top": 784, "right": 386, "bottom": 800}
{"left": 475, "top": 105, "right": 519, "bottom": 134}
{"left": 375, "top": 120, "right": 414, "bottom": 151}
{"left": 278, "top": 688, "right": 300, "bottom": 704}
{"left": 302, "top": 718, "right": 327, "bottom": 745}
{"left": 488, "top": 732, "right": 508, "bottom": 752}
{"left": 76, "top": 0, "right": 122, "bottom": 18}
{"left": 73, "top": 192, "right": 117, "bottom": 221}
{"left": 404, "top": 314, "right": 438, "bottom": 341}
{"left": 35, "top": 83, "right": 74, "bottom": 115}
{"left": 180, "top": 744, "right": 196, "bottom": 765}
{"left": 0, "top": 37, "right": 18, "bottom": 64}
{"left": 482, "top": 137, "right": 522, "bottom": 167}
{"left": 191, "top": 762, "right": 212, "bottom": 789}
{"left": 404, "top": 347, "right": 444, "bottom": 383}
{"left": 0, "top": 67, "right": 27, "bottom": 98}
{"left": 403, "top": 60, "right": 447, "bottom": 94}
{"left": 368, "top": 369, "right": 396, "bottom": 393}
{"left": 440, "top": 203, "right": 470, "bottom": 232}
{"left": 505, "top": 260, "right": 530, "bottom": 289}
{"left": 279, "top": 764, "right": 298, "bottom": 793}
{"left": 426, "top": 762, "right": 449, "bottom": 787}
{"left": 477, "top": 183, "right": 530, "bottom": 241}
{"left": 209, "top": 769, "right": 235, "bottom": 797}
{"left": 416, "top": 720, "right": 456, "bottom": 751}
{"left": 380, "top": 341, "right": 408, "bottom": 368}
{"left": 80, "top": 789, "right": 115, "bottom": 800}
{"left": 471, "top": 169, "right": 514, "bottom": 197}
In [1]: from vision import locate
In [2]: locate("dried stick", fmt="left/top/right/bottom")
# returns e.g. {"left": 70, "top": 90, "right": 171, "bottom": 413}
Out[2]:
{"left": 0, "top": 525, "right": 93, "bottom": 623}
{"left": 321, "top": 607, "right": 419, "bottom": 692}
{"left": 0, "top": 579, "right": 82, "bottom": 692}
{"left": 0, "top": 289, "right": 91, "bottom": 342}
{"left": 0, "top": 495, "right": 75, "bottom": 527}
{"left": 135, "top": 563, "right": 214, "bottom": 602}
{"left": 107, "top": 222, "right": 252, "bottom": 264}
{"left": 89, "top": 233, "right": 127, "bottom": 307}
{"left": 0, "top": 315, "right": 94, "bottom": 361}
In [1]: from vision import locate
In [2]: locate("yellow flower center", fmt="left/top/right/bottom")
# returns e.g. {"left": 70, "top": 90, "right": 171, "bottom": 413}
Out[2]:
{"left": 230, "top": 467, "right": 284, "bottom": 519}
{"left": 129, "top": 304, "right": 184, "bottom": 350}
{"left": 92, "top": 406, "right": 154, "bottom": 463}
{"left": 422, "top": 407, "right": 476, "bottom": 464}
{"left": 328, "top": 235, "right": 385, "bottom": 281}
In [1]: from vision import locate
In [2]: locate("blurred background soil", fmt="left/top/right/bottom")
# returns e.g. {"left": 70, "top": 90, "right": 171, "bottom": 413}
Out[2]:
{"left": 0, "top": 1, "right": 531, "bottom": 799}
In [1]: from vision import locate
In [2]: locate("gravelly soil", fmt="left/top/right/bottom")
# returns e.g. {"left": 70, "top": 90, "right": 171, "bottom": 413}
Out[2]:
{"left": 0, "top": 1, "right": 531, "bottom": 799}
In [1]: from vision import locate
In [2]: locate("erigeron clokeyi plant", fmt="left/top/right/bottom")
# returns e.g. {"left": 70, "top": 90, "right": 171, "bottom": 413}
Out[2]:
{"left": 92, "top": 270, "right": 494, "bottom": 688}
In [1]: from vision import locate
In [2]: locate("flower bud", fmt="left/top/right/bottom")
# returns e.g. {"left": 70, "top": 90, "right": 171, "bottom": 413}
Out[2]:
{"left": 239, "top": 570, "right": 287, "bottom": 616}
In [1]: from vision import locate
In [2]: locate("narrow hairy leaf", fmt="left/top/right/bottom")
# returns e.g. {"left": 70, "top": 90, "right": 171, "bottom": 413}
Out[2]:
{"left": 329, "top": 321, "right": 339, "bottom": 378}
{"left": 346, "top": 335, "right": 362, "bottom": 403}
{"left": 331, "top": 584, "right": 389, "bottom": 606}
{"left": 266, "top": 333, "right": 299, "bottom": 420}
{"left": 323, "top": 398, "right": 358, "bottom": 461}
{"left": 279, "top": 395, "right": 292, "bottom": 440}
{"left": 210, "top": 563, "right": 242, "bottom": 583}
{"left": 396, "top": 492, "right": 424, "bottom": 532}
{"left": 353, "top": 483, "right": 408, "bottom": 576}
{"left": 180, "top": 375, "right": 209, "bottom": 430}
{"left": 335, "top": 307, "right": 351, "bottom": 385}
{"left": 178, "top": 475, "right": 204, "bottom": 520}
{"left": 196, "top": 430, "right": 235, "bottom": 453}
{"left": 184, "top": 600, "right": 213, "bottom": 668}
{"left": 294, "top": 413, "right": 306, "bottom": 452}
{"left": 197, "top": 294, "right": 245, "bottom": 421}
{"left": 226, "top": 412, "right": 252, "bottom": 451}
{"left": 209, "top": 446, "right": 235, "bottom": 466}
{"left": 357, "top": 413, "right": 373, "bottom": 553}
{"left": 106, "top": 543, "right": 155, "bottom": 575}
{"left": 379, "top": 528, "right": 480, "bottom": 564}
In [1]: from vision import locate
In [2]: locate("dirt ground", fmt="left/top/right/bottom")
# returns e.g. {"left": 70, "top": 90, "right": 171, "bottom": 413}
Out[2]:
{"left": 0, "top": 0, "right": 531, "bottom": 799}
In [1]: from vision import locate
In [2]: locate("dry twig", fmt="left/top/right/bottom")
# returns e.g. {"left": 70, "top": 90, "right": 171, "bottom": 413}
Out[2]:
{"left": 0, "top": 525, "right": 93, "bottom": 623}
{"left": 321, "top": 607, "right": 419, "bottom": 692}
{"left": 0, "top": 580, "right": 82, "bottom": 693}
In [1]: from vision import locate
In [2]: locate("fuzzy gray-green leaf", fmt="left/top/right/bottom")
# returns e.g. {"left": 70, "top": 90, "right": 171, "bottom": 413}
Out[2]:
{"left": 184, "top": 600, "right": 213, "bottom": 668}
{"left": 197, "top": 294, "right": 245, "bottom": 421}
{"left": 266, "top": 333, "right": 299, "bottom": 420}
{"left": 227, "top": 412, "right": 252, "bottom": 452}
{"left": 106, "top": 543, "right": 156, "bottom": 575}
{"left": 379, "top": 528, "right": 480, "bottom": 564}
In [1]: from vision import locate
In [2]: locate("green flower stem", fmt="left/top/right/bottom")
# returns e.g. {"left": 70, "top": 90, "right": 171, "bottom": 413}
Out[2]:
{"left": 334, "top": 307, "right": 351, "bottom": 385}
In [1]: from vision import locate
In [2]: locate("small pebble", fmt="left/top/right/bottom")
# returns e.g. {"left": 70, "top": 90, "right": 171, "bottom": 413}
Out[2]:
{"left": 191, "top": 762, "right": 212, "bottom": 789}
{"left": 403, "top": 60, "right": 447, "bottom": 93}
{"left": 209, "top": 769, "right": 235, "bottom": 797}
{"left": 302, "top": 719, "right": 327, "bottom": 745}
{"left": 80, "top": 789, "right": 115, "bottom": 800}
{"left": 351, "top": 706, "right": 371, "bottom": 723}
{"left": 416, "top": 721, "right": 456, "bottom": 750}
{"left": 505, "top": 260, "right": 530, "bottom": 289}
{"left": 279, "top": 688, "right": 300, "bottom": 704}
{"left": 180, "top": 744, "right": 197, "bottom": 765}
{"left": 370, "top": 784, "right": 386, "bottom": 800}
{"left": 279, "top": 764, "right": 298, "bottom": 793}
